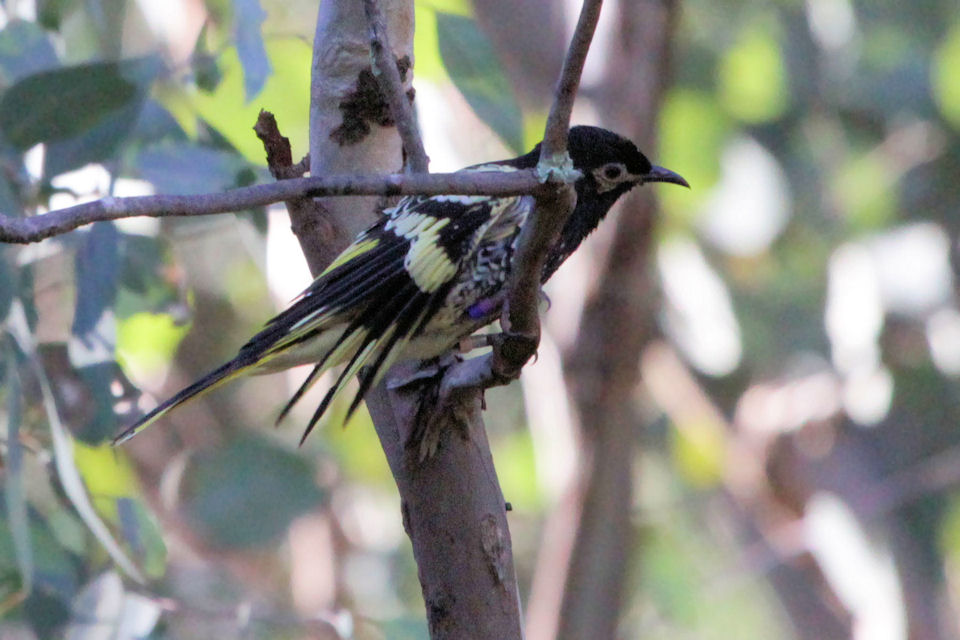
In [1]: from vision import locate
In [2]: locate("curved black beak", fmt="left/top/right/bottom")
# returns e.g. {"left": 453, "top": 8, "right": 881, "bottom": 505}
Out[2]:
{"left": 643, "top": 165, "right": 689, "bottom": 188}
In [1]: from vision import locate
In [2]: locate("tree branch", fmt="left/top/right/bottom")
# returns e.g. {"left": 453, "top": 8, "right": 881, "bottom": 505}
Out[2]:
{"left": 303, "top": 1, "right": 525, "bottom": 638}
{"left": 539, "top": 0, "right": 604, "bottom": 161}
{"left": 445, "top": 0, "right": 605, "bottom": 387}
{"left": 0, "top": 171, "right": 542, "bottom": 244}
{"left": 363, "top": 0, "right": 429, "bottom": 173}
{"left": 554, "top": 2, "right": 679, "bottom": 638}
{"left": 497, "top": 0, "right": 604, "bottom": 374}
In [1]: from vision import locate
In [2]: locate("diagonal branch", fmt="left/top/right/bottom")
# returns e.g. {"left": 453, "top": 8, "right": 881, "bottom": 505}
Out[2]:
{"left": 0, "top": 171, "right": 542, "bottom": 244}
{"left": 499, "top": 0, "right": 604, "bottom": 374}
{"left": 451, "top": 0, "right": 605, "bottom": 386}
{"left": 363, "top": 0, "right": 429, "bottom": 173}
{"left": 539, "top": 0, "right": 605, "bottom": 161}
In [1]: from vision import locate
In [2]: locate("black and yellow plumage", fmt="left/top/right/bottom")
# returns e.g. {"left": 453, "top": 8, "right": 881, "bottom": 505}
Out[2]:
{"left": 113, "top": 126, "right": 687, "bottom": 445}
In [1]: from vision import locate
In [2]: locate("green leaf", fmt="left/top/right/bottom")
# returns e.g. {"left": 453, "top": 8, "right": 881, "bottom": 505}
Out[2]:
{"left": 192, "top": 24, "right": 223, "bottom": 93}
{"left": 70, "top": 441, "right": 166, "bottom": 577}
{"left": 0, "top": 498, "right": 79, "bottom": 601}
{"left": 435, "top": 12, "right": 524, "bottom": 153}
{"left": 116, "top": 312, "right": 189, "bottom": 381}
{"left": 2, "top": 351, "right": 32, "bottom": 593}
{"left": 0, "top": 57, "right": 158, "bottom": 151}
{"left": 71, "top": 363, "right": 120, "bottom": 443}
{"left": 0, "top": 247, "right": 15, "bottom": 321}
{"left": 24, "top": 330, "right": 147, "bottom": 583}
{"left": 657, "top": 89, "right": 729, "bottom": 223}
{"left": 114, "top": 233, "right": 182, "bottom": 319}
{"left": 933, "top": 22, "right": 960, "bottom": 131}
{"left": 136, "top": 142, "right": 251, "bottom": 194}
{"left": 191, "top": 37, "right": 312, "bottom": 164}
{"left": 234, "top": 0, "right": 271, "bottom": 101}
{"left": 180, "top": 435, "right": 324, "bottom": 549}
{"left": 0, "top": 167, "right": 24, "bottom": 218}
{"left": 72, "top": 222, "right": 119, "bottom": 343}
{"left": 69, "top": 222, "right": 119, "bottom": 441}
{"left": 116, "top": 499, "right": 167, "bottom": 579}
{"left": 833, "top": 151, "right": 897, "bottom": 230}
{"left": 0, "top": 20, "right": 59, "bottom": 83}
{"left": 717, "top": 25, "right": 789, "bottom": 124}
{"left": 127, "top": 99, "right": 190, "bottom": 148}
{"left": 43, "top": 97, "right": 143, "bottom": 177}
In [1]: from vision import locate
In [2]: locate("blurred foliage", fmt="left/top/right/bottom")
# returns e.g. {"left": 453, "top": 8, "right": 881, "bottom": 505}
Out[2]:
{"left": 1, "top": 0, "right": 960, "bottom": 639}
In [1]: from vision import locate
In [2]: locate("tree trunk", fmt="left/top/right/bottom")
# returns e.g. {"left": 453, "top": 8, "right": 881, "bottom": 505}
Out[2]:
{"left": 295, "top": 2, "right": 523, "bottom": 638}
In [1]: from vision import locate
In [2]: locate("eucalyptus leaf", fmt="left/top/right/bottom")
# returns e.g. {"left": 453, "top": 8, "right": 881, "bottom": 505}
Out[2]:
{"left": 20, "top": 320, "right": 146, "bottom": 583}
{"left": 72, "top": 222, "right": 119, "bottom": 348}
{"left": 72, "top": 363, "right": 119, "bottom": 443}
{"left": 0, "top": 168, "right": 24, "bottom": 218}
{"left": 436, "top": 12, "right": 524, "bottom": 153}
{"left": 115, "top": 234, "right": 179, "bottom": 316}
{"left": 37, "top": 0, "right": 73, "bottom": 30}
{"left": 116, "top": 498, "right": 167, "bottom": 579}
{"left": 234, "top": 0, "right": 271, "bottom": 101}
{"left": 43, "top": 97, "right": 142, "bottom": 178}
{"left": 3, "top": 351, "right": 32, "bottom": 593}
{"left": 0, "top": 497, "right": 80, "bottom": 600}
{"left": 0, "top": 56, "right": 159, "bottom": 151}
{"left": 136, "top": 142, "right": 251, "bottom": 194}
{"left": 0, "top": 247, "right": 15, "bottom": 320}
{"left": 127, "top": 99, "right": 189, "bottom": 147}
{"left": 0, "top": 20, "right": 59, "bottom": 82}
{"left": 180, "top": 435, "right": 325, "bottom": 549}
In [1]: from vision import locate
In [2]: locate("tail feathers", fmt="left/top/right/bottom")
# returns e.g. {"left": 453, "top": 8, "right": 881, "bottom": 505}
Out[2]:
{"left": 299, "top": 338, "right": 381, "bottom": 444}
{"left": 275, "top": 363, "right": 324, "bottom": 426}
{"left": 112, "top": 358, "right": 252, "bottom": 446}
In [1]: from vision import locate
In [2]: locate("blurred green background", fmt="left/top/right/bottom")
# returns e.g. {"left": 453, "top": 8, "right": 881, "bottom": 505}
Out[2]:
{"left": 1, "top": 0, "right": 960, "bottom": 638}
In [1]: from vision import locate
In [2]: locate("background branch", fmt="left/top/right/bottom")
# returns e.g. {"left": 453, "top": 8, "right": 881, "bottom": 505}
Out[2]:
{"left": 0, "top": 170, "right": 542, "bottom": 244}
{"left": 554, "top": 1, "right": 678, "bottom": 638}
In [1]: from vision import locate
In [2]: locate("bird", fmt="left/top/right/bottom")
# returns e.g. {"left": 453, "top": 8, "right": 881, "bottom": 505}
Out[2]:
{"left": 112, "top": 126, "right": 688, "bottom": 446}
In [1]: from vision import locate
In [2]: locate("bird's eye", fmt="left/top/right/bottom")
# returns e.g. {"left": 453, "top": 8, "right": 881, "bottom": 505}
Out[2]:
{"left": 602, "top": 164, "right": 624, "bottom": 180}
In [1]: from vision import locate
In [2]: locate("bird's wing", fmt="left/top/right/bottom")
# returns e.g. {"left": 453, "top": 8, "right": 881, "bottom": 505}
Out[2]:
{"left": 113, "top": 187, "right": 526, "bottom": 445}
{"left": 283, "top": 191, "right": 532, "bottom": 441}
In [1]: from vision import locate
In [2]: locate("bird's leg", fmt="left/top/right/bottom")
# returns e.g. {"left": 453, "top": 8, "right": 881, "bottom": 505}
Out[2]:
{"left": 384, "top": 355, "right": 449, "bottom": 390}
{"left": 415, "top": 358, "right": 478, "bottom": 461}
{"left": 457, "top": 333, "right": 496, "bottom": 353}
{"left": 384, "top": 353, "right": 465, "bottom": 458}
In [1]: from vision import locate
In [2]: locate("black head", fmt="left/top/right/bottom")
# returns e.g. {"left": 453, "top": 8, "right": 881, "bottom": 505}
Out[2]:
{"left": 511, "top": 125, "right": 688, "bottom": 195}
{"left": 511, "top": 126, "right": 688, "bottom": 281}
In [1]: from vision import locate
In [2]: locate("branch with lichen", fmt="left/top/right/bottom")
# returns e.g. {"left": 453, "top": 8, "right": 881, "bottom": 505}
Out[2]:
{"left": 0, "top": 170, "right": 544, "bottom": 244}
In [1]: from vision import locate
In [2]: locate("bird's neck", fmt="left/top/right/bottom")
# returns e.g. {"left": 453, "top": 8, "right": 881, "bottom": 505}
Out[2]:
{"left": 541, "top": 183, "right": 621, "bottom": 283}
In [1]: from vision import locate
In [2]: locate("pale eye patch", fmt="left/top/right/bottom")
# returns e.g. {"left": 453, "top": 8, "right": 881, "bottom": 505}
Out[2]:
{"left": 592, "top": 162, "right": 632, "bottom": 192}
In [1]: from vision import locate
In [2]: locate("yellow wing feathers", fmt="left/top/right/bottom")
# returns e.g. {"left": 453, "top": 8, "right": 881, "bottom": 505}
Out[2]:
{"left": 114, "top": 188, "right": 527, "bottom": 445}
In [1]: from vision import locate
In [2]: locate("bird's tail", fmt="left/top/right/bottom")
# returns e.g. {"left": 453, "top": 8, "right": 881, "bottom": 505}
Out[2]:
{"left": 111, "top": 357, "right": 253, "bottom": 446}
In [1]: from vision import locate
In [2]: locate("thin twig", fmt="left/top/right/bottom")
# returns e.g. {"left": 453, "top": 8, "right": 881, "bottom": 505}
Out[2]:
{"left": 363, "top": 0, "right": 429, "bottom": 173}
{"left": 0, "top": 171, "right": 543, "bottom": 244}
{"left": 539, "top": 0, "right": 605, "bottom": 161}
{"left": 426, "top": 0, "right": 607, "bottom": 390}
{"left": 494, "top": 0, "right": 605, "bottom": 377}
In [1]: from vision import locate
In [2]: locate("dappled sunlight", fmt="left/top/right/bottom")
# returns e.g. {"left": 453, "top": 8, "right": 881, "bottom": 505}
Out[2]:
{"left": 5, "top": 0, "right": 960, "bottom": 638}
{"left": 805, "top": 493, "right": 906, "bottom": 640}
{"left": 658, "top": 237, "right": 742, "bottom": 377}
{"left": 698, "top": 136, "right": 791, "bottom": 257}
